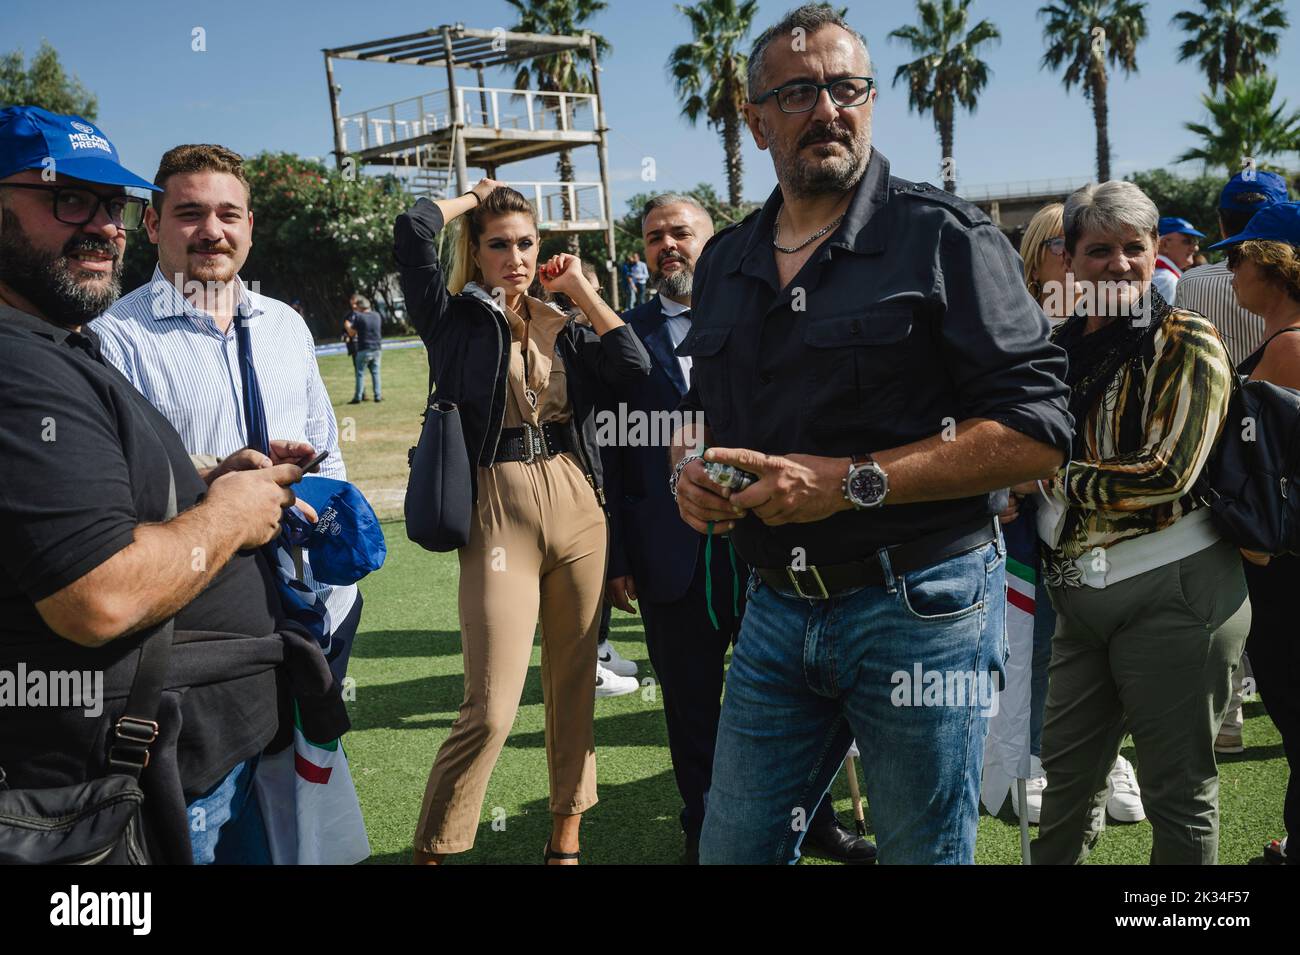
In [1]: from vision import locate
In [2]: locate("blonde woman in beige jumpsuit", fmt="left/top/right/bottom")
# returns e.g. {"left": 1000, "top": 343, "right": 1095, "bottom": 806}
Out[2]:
{"left": 395, "top": 180, "right": 650, "bottom": 864}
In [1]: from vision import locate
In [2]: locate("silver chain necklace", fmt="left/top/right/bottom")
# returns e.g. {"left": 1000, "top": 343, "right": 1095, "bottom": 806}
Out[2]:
{"left": 772, "top": 204, "right": 845, "bottom": 254}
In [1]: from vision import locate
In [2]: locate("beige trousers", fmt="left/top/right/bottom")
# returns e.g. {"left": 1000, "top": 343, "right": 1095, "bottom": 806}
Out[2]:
{"left": 413, "top": 450, "right": 606, "bottom": 854}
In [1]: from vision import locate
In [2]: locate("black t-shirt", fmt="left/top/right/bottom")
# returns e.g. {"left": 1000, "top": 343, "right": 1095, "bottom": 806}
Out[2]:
{"left": 0, "top": 304, "right": 281, "bottom": 797}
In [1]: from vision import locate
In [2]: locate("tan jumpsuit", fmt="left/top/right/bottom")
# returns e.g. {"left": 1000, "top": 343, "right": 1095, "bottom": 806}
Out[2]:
{"left": 415, "top": 297, "right": 606, "bottom": 854}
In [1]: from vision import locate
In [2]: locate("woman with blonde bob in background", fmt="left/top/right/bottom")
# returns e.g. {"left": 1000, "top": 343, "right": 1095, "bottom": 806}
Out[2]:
{"left": 1211, "top": 201, "right": 1300, "bottom": 864}
{"left": 394, "top": 179, "right": 650, "bottom": 864}
{"left": 1020, "top": 202, "right": 1072, "bottom": 323}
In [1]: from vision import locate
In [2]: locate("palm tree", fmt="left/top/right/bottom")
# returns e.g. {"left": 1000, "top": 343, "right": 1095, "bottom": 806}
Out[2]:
{"left": 1039, "top": 0, "right": 1148, "bottom": 182}
{"left": 667, "top": 0, "right": 759, "bottom": 208}
{"left": 889, "top": 0, "right": 1000, "bottom": 194}
{"left": 1178, "top": 73, "right": 1300, "bottom": 175}
{"left": 505, "top": 0, "right": 610, "bottom": 252}
{"left": 1173, "top": 0, "right": 1290, "bottom": 92}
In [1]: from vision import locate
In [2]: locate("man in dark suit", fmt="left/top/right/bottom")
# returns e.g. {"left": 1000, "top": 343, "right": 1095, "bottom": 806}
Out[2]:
{"left": 602, "top": 195, "right": 874, "bottom": 863}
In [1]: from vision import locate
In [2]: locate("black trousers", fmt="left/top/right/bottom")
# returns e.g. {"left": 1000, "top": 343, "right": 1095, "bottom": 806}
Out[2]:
{"left": 1245, "top": 558, "right": 1300, "bottom": 861}
{"left": 640, "top": 536, "right": 746, "bottom": 840}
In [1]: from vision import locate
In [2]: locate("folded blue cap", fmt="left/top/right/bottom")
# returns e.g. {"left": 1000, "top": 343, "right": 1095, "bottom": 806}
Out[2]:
{"left": 280, "top": 476, "right": 387, "bottom": 585}
{"left": 1158, "top": 216, "right": 1206, "bottom": 238}
{"left": 1208, "top": 201, "right": 1300, "bottom": 251}
{"left": 0, "top": 105, "right": 159, "bottom": 191}
{"left": 1220, "top": 170, "right": 1289, "bottom": 213}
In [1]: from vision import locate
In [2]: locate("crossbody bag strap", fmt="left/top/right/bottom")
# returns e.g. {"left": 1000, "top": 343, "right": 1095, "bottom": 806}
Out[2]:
{"left": 106, "top": 461, "right": 178, "bottom": 779}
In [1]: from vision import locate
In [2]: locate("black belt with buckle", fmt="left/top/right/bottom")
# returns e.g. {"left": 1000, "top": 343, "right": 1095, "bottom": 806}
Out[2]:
{"left": 756, "top": 516, "right": 999, "bottom": 600}
{"left": 494, "top": 422, "right": 572, "bottom": 464}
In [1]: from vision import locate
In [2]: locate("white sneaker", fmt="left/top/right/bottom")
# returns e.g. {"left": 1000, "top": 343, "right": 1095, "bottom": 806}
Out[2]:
{"left": 597, "top": 642, "right": 638, "bottom": 678}
{"left": 1010, "top": 755, "right": 1047, "bottom": 824}
{"left": 595, "top": 662, "right": 638, "bottom": 699}
{"left": 1106, "top": 755, "right": 1145, "bottom": 823}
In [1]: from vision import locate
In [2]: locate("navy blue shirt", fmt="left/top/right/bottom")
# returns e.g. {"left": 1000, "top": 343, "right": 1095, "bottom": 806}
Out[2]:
{"left": 677, "top": 150, "right": 1073, "bottom": 568}
{"left": 350, "top": 310, "right": 382, "bottom": 351}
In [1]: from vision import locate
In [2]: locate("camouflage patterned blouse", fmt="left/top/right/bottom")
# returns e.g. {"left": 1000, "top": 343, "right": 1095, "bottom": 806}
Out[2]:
{"left": 1046, "top": 305, "right": 1235, "bottom": 562}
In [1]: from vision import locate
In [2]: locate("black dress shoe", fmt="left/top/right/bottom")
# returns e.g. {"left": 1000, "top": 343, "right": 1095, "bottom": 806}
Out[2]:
{"left": 803, "top": 816, "right": 877, "bottom": 864}
{"left": 683, "top": 833, "right": 700, "bottom": 865}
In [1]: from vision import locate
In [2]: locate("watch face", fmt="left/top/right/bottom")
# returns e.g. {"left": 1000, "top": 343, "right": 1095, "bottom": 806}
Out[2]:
{"left": 850, "top": 467, "right": 887, "bottom": 506}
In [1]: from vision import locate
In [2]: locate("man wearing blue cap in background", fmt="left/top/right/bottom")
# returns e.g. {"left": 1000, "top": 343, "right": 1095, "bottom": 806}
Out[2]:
{"left": 0, "top": 106, "right": 333, "bottom": 864}
{"left": 1153, "top": 216, "right": 1206, "bottom": 304}
{"left": 1177, "top": 170, "right": 1292, "bottom": 362}
{"left": 1177, "top": 172, "right": 1292, "bottom": 756}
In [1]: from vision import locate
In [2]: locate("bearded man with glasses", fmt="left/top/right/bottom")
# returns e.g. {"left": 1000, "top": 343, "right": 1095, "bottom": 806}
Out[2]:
{"left": 668, "top": 4, "right": 1072, "bottom": 864}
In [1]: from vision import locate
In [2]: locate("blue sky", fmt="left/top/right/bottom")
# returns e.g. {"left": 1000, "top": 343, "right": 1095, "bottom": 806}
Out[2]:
{"left": 7, "top": 0, "right": 1299, "bottom": 213}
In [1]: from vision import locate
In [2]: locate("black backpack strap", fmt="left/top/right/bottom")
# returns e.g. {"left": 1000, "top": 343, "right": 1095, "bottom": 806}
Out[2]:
{"left": 106, "top": 462, "right": 178, "bottom": 779}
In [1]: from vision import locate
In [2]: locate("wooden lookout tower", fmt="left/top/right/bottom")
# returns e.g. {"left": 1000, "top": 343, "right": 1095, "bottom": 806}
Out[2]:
{"left": 322, "top": 23, "right": 621, "bottom": 304}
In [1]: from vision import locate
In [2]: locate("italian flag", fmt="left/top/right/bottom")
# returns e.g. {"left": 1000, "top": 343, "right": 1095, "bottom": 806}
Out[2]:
{"left": 1006, "top": 556, "right": 1036, "bottom": 616}
{"left": 293, "top": 706, "right": 337, "bottom": 785}
{"left": 980, "top": 552, "right": 1038, "bottom": 815}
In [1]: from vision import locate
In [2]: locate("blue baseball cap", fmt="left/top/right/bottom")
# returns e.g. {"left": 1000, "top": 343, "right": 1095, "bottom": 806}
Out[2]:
{"left": 1220, "top": 170, "right": 1290, "bottom": 213}
{"left": 0, "top": 105, "right": 159, "bottom": 191}
{"left": 1158, "top": 216, "right": 1206, "bottom": 239}
{"left": 1208, "top": 201, "right": 1300, "bottom": 250}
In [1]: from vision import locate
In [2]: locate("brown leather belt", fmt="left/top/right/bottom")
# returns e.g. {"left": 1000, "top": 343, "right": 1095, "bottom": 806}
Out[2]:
{"left": 755, "top": 517, "right": 999, "bottom": 600}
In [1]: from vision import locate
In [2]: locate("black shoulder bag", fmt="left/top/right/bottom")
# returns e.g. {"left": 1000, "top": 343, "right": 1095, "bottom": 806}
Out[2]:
{"left": 0, "top": 466, "right": 177, "bottom": 865}
{"left": 405, "top": 393, "right": 472, "bottom": 552}
{"left": 1195, "top": 326, "right": 1300, "bottom": 556}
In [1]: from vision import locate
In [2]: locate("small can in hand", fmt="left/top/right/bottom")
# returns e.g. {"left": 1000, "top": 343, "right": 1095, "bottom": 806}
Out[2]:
{"left": 703, "top": 461, "right": 759, "bottom": 492}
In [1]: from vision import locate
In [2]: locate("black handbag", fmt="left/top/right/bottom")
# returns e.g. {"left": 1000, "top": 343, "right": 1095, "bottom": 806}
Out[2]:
{"left": 1195, "top": 328, "right": 1300, "bottom": 555}
{"left": 405, "top": 394, "right": 472, "bottom": 552}
{"left": 0, "top": 466, "right": 176, "bottom": 865}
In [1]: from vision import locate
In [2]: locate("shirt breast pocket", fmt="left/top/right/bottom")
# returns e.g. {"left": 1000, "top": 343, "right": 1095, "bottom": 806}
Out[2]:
{"left": 801, "top": 303, "right": 914, "bottom": 436}
{"left": 676, "top": 324, "right": 734, "bottom": 429}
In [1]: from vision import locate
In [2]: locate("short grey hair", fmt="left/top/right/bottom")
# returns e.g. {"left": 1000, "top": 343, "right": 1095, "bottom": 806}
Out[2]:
{"left": 1063, "top": 181, "right": 1159, "bottom": 254}
{"left": 641, "top": 193, "right": 711, "bottom": 233}
{"left": 747, "top": 4, "right": 871, "bottom": 102}
{"left": 352, "top": 293, "right": 370, "bottom": 309}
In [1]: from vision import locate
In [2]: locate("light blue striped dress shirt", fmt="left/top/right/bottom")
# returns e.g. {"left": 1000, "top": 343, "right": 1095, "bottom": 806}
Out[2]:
{"left": 92, "top": 266, "right": 358, "bottom": 630}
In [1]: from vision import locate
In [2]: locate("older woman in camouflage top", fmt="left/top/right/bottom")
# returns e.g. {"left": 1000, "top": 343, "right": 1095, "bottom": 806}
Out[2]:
{"left": 1028, "top": 181, "right": 1249, "bottom": 865}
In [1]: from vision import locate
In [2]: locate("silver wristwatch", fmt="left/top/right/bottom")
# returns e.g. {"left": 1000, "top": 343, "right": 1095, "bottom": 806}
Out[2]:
{"left": 669, "top": 453, "right": 703, "bottom": 501}
{"left": 843, "top": 453, "right": 889, "bottom": 509}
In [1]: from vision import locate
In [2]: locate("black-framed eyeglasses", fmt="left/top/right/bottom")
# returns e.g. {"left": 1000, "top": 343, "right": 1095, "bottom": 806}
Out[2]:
{"left": 1042, "top": 236, "right": 1066, "bottom": 257}
{"left": 0, "top": 182, "right": 147, "bottom": 231}
{"left": 751, "top": 76, "right": 875, "bottom": 113}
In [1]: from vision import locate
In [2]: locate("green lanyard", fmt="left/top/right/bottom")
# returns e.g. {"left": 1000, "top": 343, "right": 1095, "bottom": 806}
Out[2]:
{"left": 700, "top": 445, "right": 742, "bottom": 630}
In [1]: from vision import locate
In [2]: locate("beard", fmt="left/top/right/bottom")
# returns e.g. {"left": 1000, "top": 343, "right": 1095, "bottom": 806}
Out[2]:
{"left": 0, "top": 207, "right": 123, "bottom": 328}
{"left": 654, "top": 256, "right": 694, "bottom": 299}
{"left": 765, "top": 117, "right": 871, "bottom": 199}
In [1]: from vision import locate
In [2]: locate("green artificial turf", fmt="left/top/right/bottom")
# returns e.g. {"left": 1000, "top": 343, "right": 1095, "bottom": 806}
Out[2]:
{"left": 319, "top": 349, "right": 1291, "bottom": 866}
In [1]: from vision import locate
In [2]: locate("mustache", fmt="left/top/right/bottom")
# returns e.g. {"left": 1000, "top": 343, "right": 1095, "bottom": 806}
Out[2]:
{"left": 657, "top": 252, "right": 688, "bottom": 268}
{"left": 798, "top": 122, "right": 852, "bottom": 149}
{"left": 62, "top": 235, "right": 120, "bottom": 262}
{"left": 189, "top": 243, "right": 236, "bottom": 255}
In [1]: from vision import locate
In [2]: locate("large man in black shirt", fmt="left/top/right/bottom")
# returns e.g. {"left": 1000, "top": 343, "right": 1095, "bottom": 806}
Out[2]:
{"left": 0, "top": 106, "right": 312, "bottom": 863}
{"left": 669, "top": 7, "right": 1072, "bottom": 864}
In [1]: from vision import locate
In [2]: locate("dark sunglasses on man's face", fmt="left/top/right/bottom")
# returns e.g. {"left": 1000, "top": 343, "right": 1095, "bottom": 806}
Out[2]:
{"left": 0, "top": 182, "right": 147, "bottom": 231}
{"left": 751, "top": 76, "right": 875, "bottom": 113}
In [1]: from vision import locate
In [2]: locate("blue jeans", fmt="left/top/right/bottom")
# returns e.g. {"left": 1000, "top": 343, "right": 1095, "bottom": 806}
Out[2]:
{"left": 353, "top": 348, "right": 381, "bottom": 400}
{"left": 699, "top": 536, "right": 1007, "bottom": 864}
{"left": 187, "top": 756, "right": 272, "bottom": 865}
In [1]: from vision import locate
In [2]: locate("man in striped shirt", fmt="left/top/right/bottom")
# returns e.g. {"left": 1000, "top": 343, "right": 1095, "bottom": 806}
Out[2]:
{"left": 1175, "top": 171, "right": 1291, "bottom": 362}
{"left": 92, "top": 144, "right": 361, "bottom": 679}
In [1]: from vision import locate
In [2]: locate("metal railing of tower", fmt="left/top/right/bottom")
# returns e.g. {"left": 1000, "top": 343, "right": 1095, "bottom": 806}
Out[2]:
{"left": 321, "top": 23, "right": 622, "bottom": 307}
